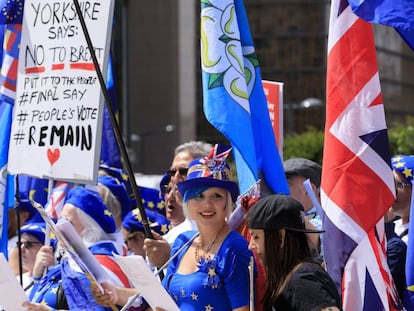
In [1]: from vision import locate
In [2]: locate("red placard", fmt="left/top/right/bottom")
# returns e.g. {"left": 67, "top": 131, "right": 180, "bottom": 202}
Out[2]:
{"left": 262, "top": 80, "right": 284, "bottom": 157}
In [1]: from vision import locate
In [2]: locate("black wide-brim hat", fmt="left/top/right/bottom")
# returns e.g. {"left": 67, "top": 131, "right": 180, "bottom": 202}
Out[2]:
{"left": 248, "top": 194, "right": 324, "bottom": 233}
{"left": 177, "top": 144, "right": 239, "bottom": 202}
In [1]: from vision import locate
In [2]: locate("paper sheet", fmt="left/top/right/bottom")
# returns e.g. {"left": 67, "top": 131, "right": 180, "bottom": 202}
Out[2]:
{"left": 113, "top": 254, "right": 179, "bottom": 311}
{"left": 0, "top": 253, "right": 28, "bottom": 311}
{"left": 55, "top": 219, "right": 109, "bottom": 284}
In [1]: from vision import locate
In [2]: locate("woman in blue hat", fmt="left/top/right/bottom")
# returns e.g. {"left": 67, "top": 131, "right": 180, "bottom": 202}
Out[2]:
{"left": 122, "top": 208, "right": 170, "bottom": 257}
{"left": 93, "top": 145, "right": 255, "bottom": 311}
{"left": 163, "top": 144, "right": 254, "bottom": 311}
{"left": 24, "top": 186, "right": 132, "bottom": 311}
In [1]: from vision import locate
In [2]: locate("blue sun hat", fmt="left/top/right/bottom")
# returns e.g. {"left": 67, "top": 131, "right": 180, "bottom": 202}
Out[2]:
{"left": 65, "top": 186, "right": 116, "bottom": 234}
{"left": 391, "top": 155, "right": 414, "bottom": 184}
{"left": 122, "top": 208, "right": 170, "bottom": 236}
{"left": 98, "top": 175, "right": 131, "bottom": 219}
{"left": 177, "top": 144, "right": 239, "bottom": 202}
{"left": 20, "top": 222, "right": 58, "bottom": 250}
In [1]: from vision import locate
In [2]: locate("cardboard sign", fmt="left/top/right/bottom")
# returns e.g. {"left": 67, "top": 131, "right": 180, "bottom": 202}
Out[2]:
{"left": 8, "top": 0, "right": 115, "bottom": 183}
{"left": 262, "top": 80, "right": 284, "bottom": 157}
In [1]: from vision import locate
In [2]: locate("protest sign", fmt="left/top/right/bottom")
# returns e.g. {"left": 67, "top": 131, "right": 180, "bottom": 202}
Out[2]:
{"left": 0, "top": 253, "right": 27, "bottom": 310}
{"left": 8, "top": 0, "right": 115, "bottom": 183}
{"left": 262, "top": 80, "right": 284, "bottom": 157}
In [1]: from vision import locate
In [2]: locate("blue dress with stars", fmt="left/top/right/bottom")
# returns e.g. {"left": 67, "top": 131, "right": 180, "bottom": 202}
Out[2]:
{"left": 163, "top": 230, "right": 255, "bottom": 310}
{"left": 29, "top": 264, "right": 62, "bottom": 308}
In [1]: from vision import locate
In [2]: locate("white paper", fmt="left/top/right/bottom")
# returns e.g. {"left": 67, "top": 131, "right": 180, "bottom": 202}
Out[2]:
{"left": 113, "top": 254, "right": 179, "bottom": 311}
{"left": 0, "top": 253, "right": 28, "bottom": 311}
{"left": 55, "top": 219, "right": 109, "bottom": 283}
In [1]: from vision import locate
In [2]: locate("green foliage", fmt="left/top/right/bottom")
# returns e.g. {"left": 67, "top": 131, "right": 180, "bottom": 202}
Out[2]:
{"left": 388, "top": 116, "right": 414, "bottom": 155}
{"left": 283, "top": 127, "right": 324, "bottom": 164}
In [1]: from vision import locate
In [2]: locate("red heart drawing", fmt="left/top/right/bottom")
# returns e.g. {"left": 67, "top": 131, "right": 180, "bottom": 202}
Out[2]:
{"left": 47, "top": 148, "right": 60, "bottom": 166}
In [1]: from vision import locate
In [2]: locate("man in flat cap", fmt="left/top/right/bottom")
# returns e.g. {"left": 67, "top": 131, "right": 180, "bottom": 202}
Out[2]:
{"left": 283, "top": 158, "right": 323, "bottom": 229}
{"left": 283, "top": 158, "right": 323, "bottom": 260}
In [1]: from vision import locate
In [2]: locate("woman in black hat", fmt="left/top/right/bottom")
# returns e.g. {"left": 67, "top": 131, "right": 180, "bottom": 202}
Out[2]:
{"left": 248, "top": 194, "right": 342, "bottom": 311}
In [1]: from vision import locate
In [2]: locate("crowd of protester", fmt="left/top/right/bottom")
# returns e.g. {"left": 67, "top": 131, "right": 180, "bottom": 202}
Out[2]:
{"left": 3, "top": 141, "right": 413, "bottom": 311}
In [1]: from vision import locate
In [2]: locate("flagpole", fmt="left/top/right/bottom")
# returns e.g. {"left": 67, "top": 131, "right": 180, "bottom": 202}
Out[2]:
{"left": 71, "top": 0, "right": 153, "bottom": 240}
{"left": 15, "top": 175, "right": 23, "bottom": 286}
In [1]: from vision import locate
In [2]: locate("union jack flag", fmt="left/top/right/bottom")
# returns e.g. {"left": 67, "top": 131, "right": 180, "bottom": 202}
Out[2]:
{"left": 45, "top": 181, "right": 72, "bottom": 219}
{"left": 321, "top": 0, "right": 402, "bottom": 310}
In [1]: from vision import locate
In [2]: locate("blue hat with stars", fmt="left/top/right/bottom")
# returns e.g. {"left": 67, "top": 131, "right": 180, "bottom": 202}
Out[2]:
{"left": 20, "top": 222, "right": 57, "bottom": 250}
{"left": 122, "top": 208, "right": 170, "bottom": 236}
{"left": 177, "top": 144, "right": 239, "bottom": 202}
{"left": 65, "top": 186, "right": 116, "bottom": 234}
{"left": 98, "top": 175, "right": 131, "bottom": 219}
{"left": 391, "top": 155, "right": 414, "bottom": 184}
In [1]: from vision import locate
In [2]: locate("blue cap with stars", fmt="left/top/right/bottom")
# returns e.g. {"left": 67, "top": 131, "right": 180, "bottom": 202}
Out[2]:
{"left": 20, "top": 222, "right": 58, "bottom": 250}
{"left": 122, "top": 208, "right": 170, "bottom": 236}
{"left": 65, "top": 186, "right": 116, "bottom": 234}
{"left": 391, "top": 155, "right": 414, "bottom": 184}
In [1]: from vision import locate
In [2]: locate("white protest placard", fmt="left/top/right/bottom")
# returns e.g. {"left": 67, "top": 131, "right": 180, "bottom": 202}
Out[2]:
{"left": 0, "top": 253, "right": 28, "bottom": 310}
{"left": 114, "top": 254, "right": 180, "bottom": 311}
{"left": 8, "top": 0, "right": 115, "bottom": 183}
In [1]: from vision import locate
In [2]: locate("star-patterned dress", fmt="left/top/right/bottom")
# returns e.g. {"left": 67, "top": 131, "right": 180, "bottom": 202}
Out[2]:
{"left": 29, "top": 264, "right": 62, "bottom": 308}
{"left": 163, "top": 230, "right": 255, "bottom": 310}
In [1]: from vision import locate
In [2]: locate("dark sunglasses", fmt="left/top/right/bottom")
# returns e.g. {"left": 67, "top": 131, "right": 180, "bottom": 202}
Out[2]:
{"left": 17, "top": 241, "right": 43, "bottom": 249}
{"left": 166, "top": 167, "right": 188, "bottom": 177}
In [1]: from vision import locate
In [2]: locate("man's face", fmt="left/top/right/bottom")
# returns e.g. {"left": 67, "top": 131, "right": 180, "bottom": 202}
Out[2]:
{"left": 391, "top": 170, "right": 412, "bottom": 220}
{"left": 287, "top": 175, "right": 313, "bottom": 212}
{"left": 164, "top": 151, "right": 194, "bottom": 226}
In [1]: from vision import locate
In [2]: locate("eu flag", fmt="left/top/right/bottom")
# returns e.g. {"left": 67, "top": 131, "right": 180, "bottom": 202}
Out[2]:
{"left": 201, "top": 0, "right": 289, "bottom": 195}
{"left": 0, "top": 0, "right": 24, "bottom": 25}
{"left": 347, "top": 0, "right": 414, "bottom": 50}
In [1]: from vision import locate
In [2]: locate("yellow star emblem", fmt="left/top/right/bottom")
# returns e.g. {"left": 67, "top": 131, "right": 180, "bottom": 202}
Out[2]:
{"left": 403, "top": 167, "right": 413, "bottom": 179}
{"left": 181, "top": 288, "right": 186, "bottom": 296}
{"left": 392, "top": 156, "right": 403, "bottom": 163}
{"left": 147, "top": 201, "right": 155, "bottom": 209}
{"left": 104, "top": 209, "right": 113, "bottom": 217}
{"left": 161, "top": 224, "right": 168, "bottom": 234}
{"left": 394, "top": 162, "right": 405, "bottom": 168}
{"left": 132, "top": 209, "right": 142, "bottom": 221}
{"left": 51, "top": 286, "right": 58, "bottom": 294}
{"left": 205, "top": 304, "right": 214, "bottom": 311}
{"left": 208, "top": 267, "right": 216, "bottom": 277}
{"left": 191, "top": 292, "right": 198, "bottom": 300}
{"left": 157, "top": 202, "right": 165, "bottom": 210}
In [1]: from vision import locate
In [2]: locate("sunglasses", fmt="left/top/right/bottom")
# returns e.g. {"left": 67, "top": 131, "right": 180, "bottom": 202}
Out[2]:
{"left": 166, "top": 167, "right": 188, "bottom": 177}
{"left": 17, "top": 240, "right": 43, "bottom": 249}
{"left": 395, "top": 181, "right": 411, "bottom": 190}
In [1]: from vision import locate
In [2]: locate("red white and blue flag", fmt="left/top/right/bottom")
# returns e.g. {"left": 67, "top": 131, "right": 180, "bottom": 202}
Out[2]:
{"left": 321, "top": 0, "right": 402, "bottom": 310}
{"left": 0, "top": 0, "right": 25, "bottom": 257}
